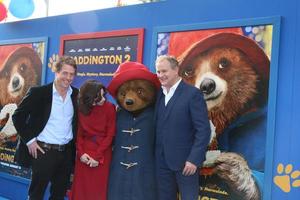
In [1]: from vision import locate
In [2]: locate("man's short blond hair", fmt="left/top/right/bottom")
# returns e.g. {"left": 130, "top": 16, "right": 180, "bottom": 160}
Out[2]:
{"left": 155, "top": 55, "right": 179, "bottom": 69}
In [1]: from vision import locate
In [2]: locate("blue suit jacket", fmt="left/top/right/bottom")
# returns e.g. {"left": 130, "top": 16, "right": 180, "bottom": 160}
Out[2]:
{"left": 155, "top": 81, "right": 210, "bottom": 170}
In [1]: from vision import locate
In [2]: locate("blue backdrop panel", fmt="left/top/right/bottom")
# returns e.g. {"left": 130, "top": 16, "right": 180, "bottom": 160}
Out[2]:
{"left": 0, "top": 0, "right": 299, "bottom": 199}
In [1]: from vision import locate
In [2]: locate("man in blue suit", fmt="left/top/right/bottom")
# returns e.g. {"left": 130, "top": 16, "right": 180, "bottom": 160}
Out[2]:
{"left": 155, "top": 55, "right": 211, "bottom": 200}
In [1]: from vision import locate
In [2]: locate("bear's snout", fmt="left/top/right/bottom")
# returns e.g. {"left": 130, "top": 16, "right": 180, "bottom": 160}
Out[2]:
{"left": 200, "top": 78, "right": 216, "bottom": 95}
{"left": 125, "top": 99, "right": 134, "bottom": 106}
{"left": 12, "top": 76, "right": 20, "bottom": 90}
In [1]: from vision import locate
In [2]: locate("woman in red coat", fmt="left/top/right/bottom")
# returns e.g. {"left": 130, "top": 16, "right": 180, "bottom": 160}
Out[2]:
{"left": 70, "top": 80, "right": 116, "bottom": 200}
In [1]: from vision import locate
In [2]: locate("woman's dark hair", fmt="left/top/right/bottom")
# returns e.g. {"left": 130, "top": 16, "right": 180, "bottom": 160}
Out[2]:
{"left": 78, "top": 80, "right": 107, "bottom": 115}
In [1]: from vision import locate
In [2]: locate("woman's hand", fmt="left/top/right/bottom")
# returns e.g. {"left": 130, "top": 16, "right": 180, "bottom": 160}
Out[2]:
{"left": 86, "top": 157, "right": 99, "bottom": 167}
{"left": 80, "top": 153, "right": 99, "bottom": 167}
{"left": 80, "top": 153, "right": 91, "bottom": 164}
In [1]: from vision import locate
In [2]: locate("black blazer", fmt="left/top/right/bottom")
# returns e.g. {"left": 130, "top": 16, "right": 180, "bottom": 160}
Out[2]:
{"left": 12, "top": 83, "right": 78, "bottom": 167}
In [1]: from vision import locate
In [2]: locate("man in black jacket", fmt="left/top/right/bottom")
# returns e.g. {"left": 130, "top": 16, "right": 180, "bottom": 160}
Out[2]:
{"left": 12, "top": 56, "right": 78, "bottom": 200}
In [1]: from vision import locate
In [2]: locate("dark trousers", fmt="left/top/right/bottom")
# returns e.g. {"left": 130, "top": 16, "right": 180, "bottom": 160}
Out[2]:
{"left": 156, "top": 151, "right": 199, "bottom": 200}
{"left": 29, "top": 147, "right": 73, "bottom": 200}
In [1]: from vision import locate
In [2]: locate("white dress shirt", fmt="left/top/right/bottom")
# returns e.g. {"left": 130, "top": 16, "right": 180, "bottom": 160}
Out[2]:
{"left": 162, "top": 78, "right": 182, "bottom": 106}
{"left": 27, "top": 84, "right": 74, "bottom": 145}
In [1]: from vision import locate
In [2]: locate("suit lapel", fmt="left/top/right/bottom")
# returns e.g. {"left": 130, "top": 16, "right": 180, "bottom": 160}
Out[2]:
{"left": 71, "top": 86, "right": 78, "bottom": 109}
{"left": 43, "top": 83, "right": 53, "bottom": 121}
{"left": 154, "top": 90, "right": 163, "bottom": 122}
{"left": 71, "top": 86, "right": 78, "bottom": 127}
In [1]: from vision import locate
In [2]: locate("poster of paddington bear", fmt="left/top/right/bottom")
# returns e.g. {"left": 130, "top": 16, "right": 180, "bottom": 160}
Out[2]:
{"left": 155, "top": 25, "right": 273, "bottom": 200}
{"left": 0, "top": 41, "right": 46, "bottom": 178}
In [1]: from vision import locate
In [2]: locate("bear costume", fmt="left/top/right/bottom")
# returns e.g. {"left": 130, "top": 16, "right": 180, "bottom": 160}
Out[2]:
{"left": 107, "top": 62, "right": 160, "bottom": 200}
{"left": 168, "top": 29, "right": 270, "bottom": 200}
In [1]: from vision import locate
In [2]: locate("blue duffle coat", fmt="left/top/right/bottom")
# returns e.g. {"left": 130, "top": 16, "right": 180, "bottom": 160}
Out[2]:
{"left": 108, "top": 106, "right": 157, "bottom": 200}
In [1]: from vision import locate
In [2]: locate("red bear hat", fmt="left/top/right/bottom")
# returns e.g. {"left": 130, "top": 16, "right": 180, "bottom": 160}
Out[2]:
{"left": 168, "top": 27, "right": 243, "bottom": 59}
{"left": 107, "top": 61, "right": 161, "bottom": 98}
{"left": 0, "top": 44, "right": 31, "bottom": 71}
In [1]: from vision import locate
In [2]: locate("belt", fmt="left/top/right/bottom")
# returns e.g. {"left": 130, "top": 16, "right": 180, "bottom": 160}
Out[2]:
{"left": 37, "top": 141, "right": 70, "bottom": 152}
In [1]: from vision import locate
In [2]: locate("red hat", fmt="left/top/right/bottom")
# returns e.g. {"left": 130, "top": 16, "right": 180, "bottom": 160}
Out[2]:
{"left": 107, "top": 61, "right": 161, "bottom": 98}
{"left": 168, "top": 28, "right": 243, "bottom": 59}
{"left": 0, "top": 44, "right": 32, "bottom": 71}
{"left": 177, "top": 32, "right": 270, "bottom": 85}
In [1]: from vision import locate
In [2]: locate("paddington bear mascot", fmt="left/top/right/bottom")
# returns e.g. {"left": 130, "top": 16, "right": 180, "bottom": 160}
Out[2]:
{"left": 107, "top": 62, "right": 160, "bottom": 200}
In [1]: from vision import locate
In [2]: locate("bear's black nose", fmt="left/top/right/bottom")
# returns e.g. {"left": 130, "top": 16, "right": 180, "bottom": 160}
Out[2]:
{"left": 125, "top": 99, "right": 134, "bottom": 105}
{"left": 200, "top": 78, "right": 216, "bottom": 94}
{"left": 12, "top": 76, "right": 20, "bottom": 89}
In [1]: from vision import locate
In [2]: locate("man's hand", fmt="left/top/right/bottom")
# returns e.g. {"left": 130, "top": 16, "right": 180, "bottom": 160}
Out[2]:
{"left": 182, "top": 161, "right": 197, "bottom": 176}
{"left": 27, "top": 140, "right": 45, "bottom": 159}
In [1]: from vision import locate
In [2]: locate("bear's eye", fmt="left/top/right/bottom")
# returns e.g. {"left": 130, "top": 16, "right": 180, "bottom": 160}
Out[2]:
{"left": 182, "top": 66, "right": 194, "bottom": 78}
{"left": 120, "top": 92, "right": 126, "bottom": 97}
{"left": 218, "top": 58, "right": 230, "bottom": 69}
{"left": 137, "top": 88, "right": 143, "bottom": 95}
{"left": 20, "top": 63, "right": 27, "bottom": 71}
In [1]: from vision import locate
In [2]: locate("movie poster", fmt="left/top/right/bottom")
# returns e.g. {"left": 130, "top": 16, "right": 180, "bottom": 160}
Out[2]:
{"left": 0, "top": 41, "right": 46, "bottom": 179}
{"left": 60, "top": 29, "right": 144, "bottom": 90}
{"left": 156, "top": 25, "right": 273, "bottom": 200}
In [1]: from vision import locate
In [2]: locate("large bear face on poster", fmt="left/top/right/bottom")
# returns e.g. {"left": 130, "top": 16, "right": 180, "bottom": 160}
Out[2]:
{"left": 178, "top": 33, "right": 270, "bottom": 136}
{"left": 0, "top": 46, "right": 42, "bottom": 145}
{"left": 0, "top": 46, "right": 42, "bottom": 107}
